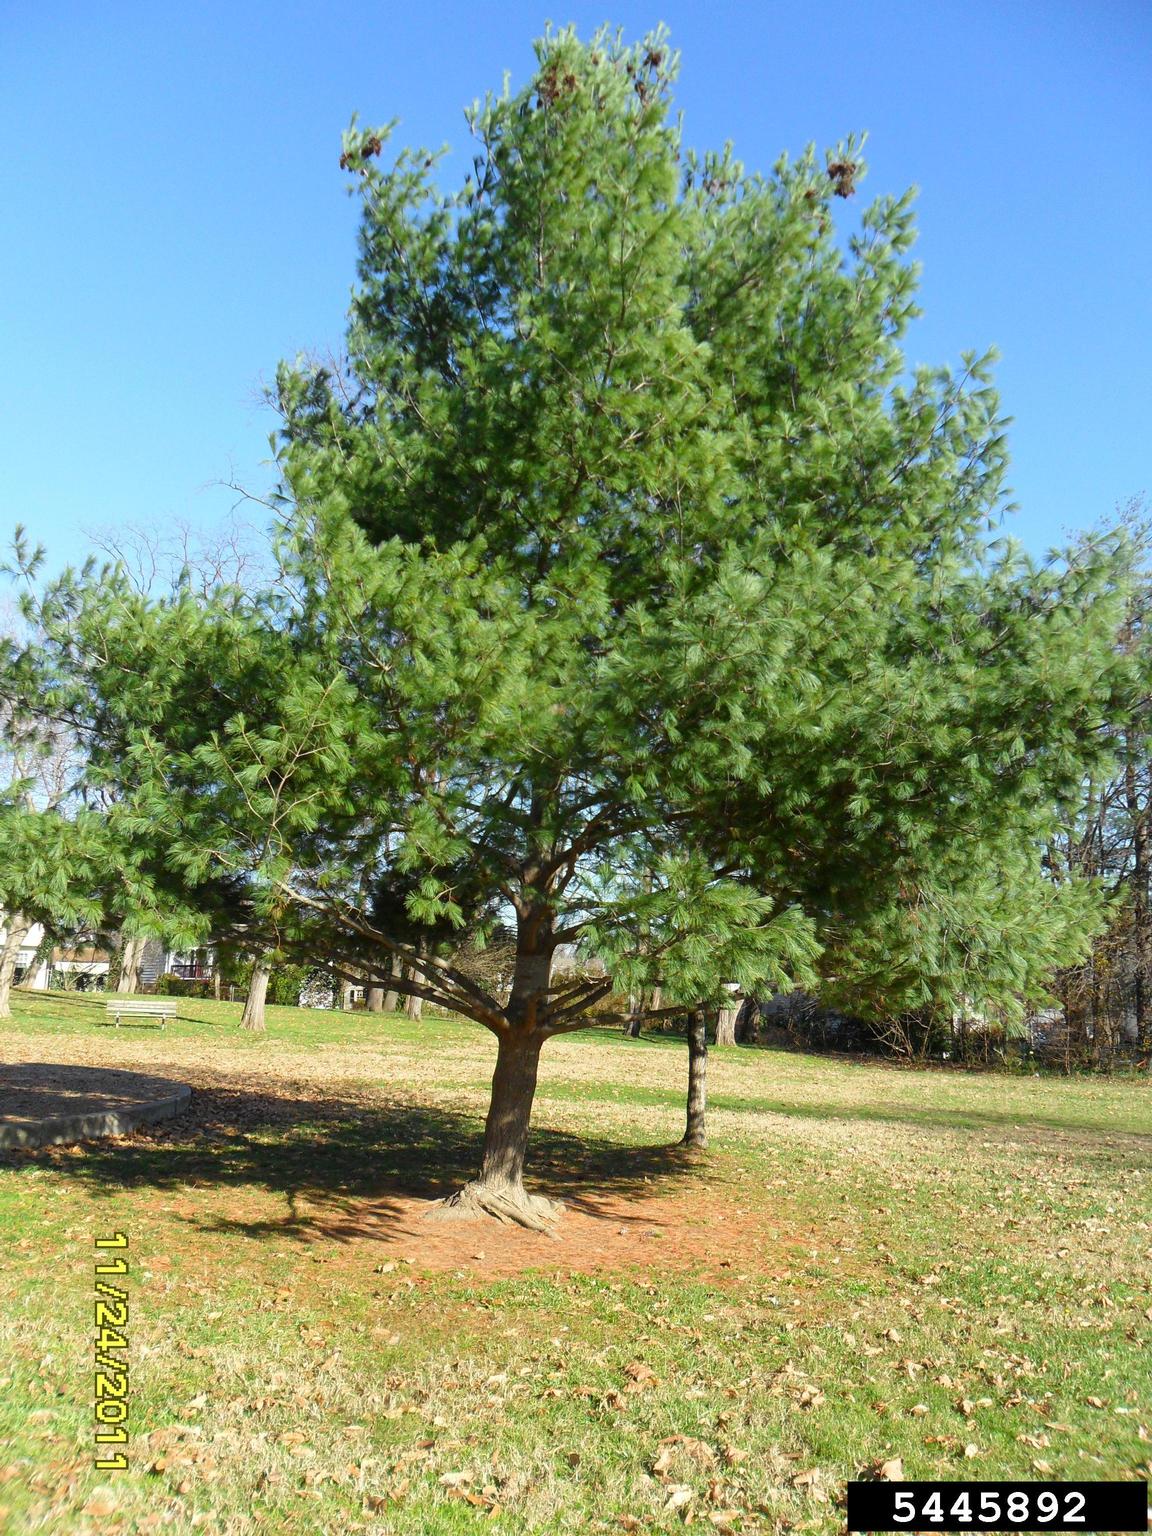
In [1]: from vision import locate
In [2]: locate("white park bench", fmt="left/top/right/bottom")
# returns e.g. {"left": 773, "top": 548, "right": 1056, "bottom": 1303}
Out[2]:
{"left": 105, "top": 999, "right": 177, "bottom": 1030}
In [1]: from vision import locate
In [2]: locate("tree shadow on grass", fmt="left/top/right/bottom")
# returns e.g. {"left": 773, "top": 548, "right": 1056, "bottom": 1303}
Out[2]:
{"left": 0, "top": 1071, "right": 701, "bottom": 1248}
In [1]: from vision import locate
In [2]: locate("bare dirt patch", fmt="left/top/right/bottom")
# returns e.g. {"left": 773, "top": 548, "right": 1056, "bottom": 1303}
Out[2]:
{"left": 0, "top": 1036, "right": 819, "bottom": 1283}
{"left": 291, "top": 1181, "right": 818, "bottom": 1280}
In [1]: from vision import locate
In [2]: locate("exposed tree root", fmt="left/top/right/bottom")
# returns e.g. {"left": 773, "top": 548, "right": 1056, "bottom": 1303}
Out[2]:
{"left": 424, "top": 1182, "right": 564, "bottom": 1234}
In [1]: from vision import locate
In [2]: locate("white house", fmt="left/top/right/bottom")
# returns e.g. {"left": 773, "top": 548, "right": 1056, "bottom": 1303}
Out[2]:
{"left": 138, "top": 939, "right": 215, "bottom": 986}
{"left": 0, "top": 916, "right": 111, "bottom": 990}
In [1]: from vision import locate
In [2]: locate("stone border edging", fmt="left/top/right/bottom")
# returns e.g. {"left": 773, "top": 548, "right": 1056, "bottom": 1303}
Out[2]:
{"left": 0, "top": 1083, "right": 191, "bottom": 1150}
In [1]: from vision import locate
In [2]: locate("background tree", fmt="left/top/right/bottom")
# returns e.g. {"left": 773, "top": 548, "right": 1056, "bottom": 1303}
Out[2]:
{"left": 111, "top": 930, "right": 147, "bottom": 994}
{"left": 0, "top": 661, "right": 73, "bottom": 1010}
{"left": 241, "top": 953, "right": 273, "bottom": 1031}
{"left": 1044, "top": 505, "right": 1152, "bottom": 1060}
{"left": 24, "top": 26, "right": 1131, "bottom": 1225}
{"left": 0, "top": 582, "right": 127, "bottom": 1014}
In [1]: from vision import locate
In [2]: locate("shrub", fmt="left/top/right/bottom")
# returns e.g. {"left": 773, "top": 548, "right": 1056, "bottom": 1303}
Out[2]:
{"left": 155, "top": 973, "right": 212, "bottom": 998}
{"left": 268, "top": 964, "right": 311, "bottom": 1007}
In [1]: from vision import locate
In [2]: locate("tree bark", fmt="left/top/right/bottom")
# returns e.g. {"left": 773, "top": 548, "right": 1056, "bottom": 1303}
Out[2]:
{"left": 716, "top": 1001, "right": 739, "bottom": 1047}
{"left": 625, "top": 991, "right": 641, "bottom": 1037}
{"left": 478, "top": 1030, "right": 542, "bottom": 1189}
{"left": 241, "top": 960, "right": 270, "bottom": 1032}
{"left": 404, "top": 946, "right": 426, "bottom": 1020}
{"left": 429, "top": 897, "right": 562, "bottom": 1230}
{"left": 427, "top": 1028, "right": 561, "bottom": 1230}
{"left": 366, "top": 985, "right": 385, "bottom": 1012}
{"left": 0, "top": 914, "right": 31, "bottom": 1020}
{"left": 16, "top": 928, "right": 51, "bottom": 990}
{"left": 376, "top": 951, "right": 398, "bottom": 1011}
{"left": 681, "top": 1009, "right": 709, "bottom": 1149}
{"left": 118, "top": 934, "right": 145, "bottom": 995}
{"left": 405, "top": 972, "right": 423, "bottom": 1021}
{"left": 734, "top": 996, "right": 759, "bottom": 1044}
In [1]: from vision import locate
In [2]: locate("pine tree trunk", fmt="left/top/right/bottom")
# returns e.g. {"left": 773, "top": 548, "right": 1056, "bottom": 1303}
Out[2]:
{"left": 429, "top": 906, "right": 561, "bottom": 1230}
{"left": 241, "top": 961, "right": 270, "bottom": 1031}
{"left": 478, "top": 1031, "right": 542, "bottom": 1190}
{"left": 118, "top": 934, "right": 145, "bottom": 995}
{"left": 716, "top": 1001, "right": 739, "bottom": 1047}
{"left": 681, "top": 1009, "right": 708, "bottom": 1149}
{"left": 366, "top": 985, "right": 384, "bottom": 1012}
{"left": 0, "top": 915, "right": 31, "bottom": 1019}
{"left": 428, "top": 1028, "right": 561, "bottom": 1230}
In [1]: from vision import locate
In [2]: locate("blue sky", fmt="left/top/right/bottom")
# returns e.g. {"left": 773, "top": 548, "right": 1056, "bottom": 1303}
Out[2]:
{"left": 2, "top": 1, "right": 1149, "bottom": 569}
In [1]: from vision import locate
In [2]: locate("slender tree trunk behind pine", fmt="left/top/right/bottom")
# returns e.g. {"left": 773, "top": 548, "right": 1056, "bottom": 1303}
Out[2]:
{"left": 16, "top": 929, "right": 51, "bottom": 990}
{"left": 0, "top": 915, "right": 31, "bottom": 1020}
{"left": 241, "top": 960, "right": 270, "bottom": 1032}
{"left": 405, "top": 956, "right": 424, "bottom": 1020}
{"left": 380, "top": 950, "right": 398, "bottom": 1012}
{"left": 734, "top": 996, "right": 759, "bottom": 1045}
{"left": 681, "top": 1009, "right": 709, "bottom": 1149}
{"left": 366, "top": 985, "right": 384, "bottom": 1012}
{"left": 625, "top": 991, "right": 641, "bottom": 1038}
{"left": 628, "top": 982, "right": 662, "bottom": 1037}
{"left": 118, "top": 934, "right": 145, "bottom": 995}
{"left": 716, "top": 1001, "right": 739, "bottom": 1047}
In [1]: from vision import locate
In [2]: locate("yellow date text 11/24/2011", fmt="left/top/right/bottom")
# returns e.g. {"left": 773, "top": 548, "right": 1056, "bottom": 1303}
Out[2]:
{"left": 93, "top": 1231, "right": 129, "bottom": 1472}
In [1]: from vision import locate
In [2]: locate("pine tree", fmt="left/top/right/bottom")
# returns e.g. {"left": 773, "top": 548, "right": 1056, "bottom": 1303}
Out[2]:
{"left": 1046, "top": 505, "right": 1152, "bottom": 1058}
{"left": 24, "top": 27, "right": 1131, "bottom": 1225}
{"left": 1, "top": 541, "right": 241, "bottom": 1008}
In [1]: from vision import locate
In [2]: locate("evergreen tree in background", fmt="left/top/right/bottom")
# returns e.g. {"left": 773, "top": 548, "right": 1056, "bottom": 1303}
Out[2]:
{"left": 1045, "top": 504, "right": 1152, "bottom": 1060}
{"left": 0, "top": 561, "right": 211, "bottom": 1015}
{"left": 19, "top": 26, "right": 1132, "bottom": 1226}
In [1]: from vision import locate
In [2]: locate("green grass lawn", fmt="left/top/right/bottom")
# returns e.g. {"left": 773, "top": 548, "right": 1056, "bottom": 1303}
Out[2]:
{"left": 1, "top": 990, "right": 1150, "bottom": 1534}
